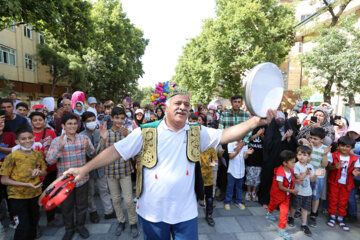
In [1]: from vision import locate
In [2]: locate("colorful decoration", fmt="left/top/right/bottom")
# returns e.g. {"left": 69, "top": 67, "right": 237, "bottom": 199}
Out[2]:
{"left": 150, "top": 81, "right": 177, "bottom": 107}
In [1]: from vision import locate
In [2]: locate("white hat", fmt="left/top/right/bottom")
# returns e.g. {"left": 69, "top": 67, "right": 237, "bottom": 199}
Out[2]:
{"left": 88, "top": 97, "right": 97, "bottom": 104}
{"left": 347, "top": 122, "right": 360, "bottom": 135}
{"left": 135, "top": 109, "right": 144, "bottom": 115}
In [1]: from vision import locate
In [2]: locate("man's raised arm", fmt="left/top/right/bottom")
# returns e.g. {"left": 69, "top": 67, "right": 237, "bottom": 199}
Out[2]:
{"left": 220, "top": 109, "right": 276, "bottom": 145}
{"left": 64, "top": 145, "right": 120, "bottom": 182}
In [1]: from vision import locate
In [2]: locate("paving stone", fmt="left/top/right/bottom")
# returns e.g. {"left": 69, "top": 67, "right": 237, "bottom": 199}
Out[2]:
{"left": 85, "top": 223, "right": 111, "bottom": 234}
{"left": 214, "top": 217, "right": 243, "bottom": 233}
{"left": 198, "top": 218, "right": 216, "bottom": 234}
{"left": 208, "top": 233, "right": 238, "bottom": 240}
{"left": 215, "top": 206, "right": 252, "bottom": 217}
{"left": 247, "top": 206, "right": 267, "bottom": 216}
{"left": 235, "top": 232, "right": 264, "bottom": 240}
{"left": 236, "top": 215, "right": 277, "bottom": 232}
{"left": 199, "top": 234, "right": 210, "bottom": 240}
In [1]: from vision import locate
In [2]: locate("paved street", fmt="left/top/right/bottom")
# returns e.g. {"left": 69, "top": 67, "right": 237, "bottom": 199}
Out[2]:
{"left": 2, "top": 192, "right": 360, "bottom": 240}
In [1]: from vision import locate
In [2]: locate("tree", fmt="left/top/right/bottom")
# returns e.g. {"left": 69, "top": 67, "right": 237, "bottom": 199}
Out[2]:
{"left": 131, "top": 86, "right": 153, "bottom": 107}
{"left": 173, "top": 0, "right": 295, "bottom": 104}
{"left": 0, "top": 75, "right": 14, "bottom": 97}
{"left": 299, "top": 14, "right": 360, "bottom": 122}
{"left": 83, "top": 0, "right": 148, "bottom": 103}
{"left": 0, "top": 0, "right": 94, "bottom": 51}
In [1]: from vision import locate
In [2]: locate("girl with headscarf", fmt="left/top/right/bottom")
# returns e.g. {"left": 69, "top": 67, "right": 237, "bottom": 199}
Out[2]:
{"left": 297, "top": 107, "right": 335, "bottom": 144}
{"left": 334, "top": 117, "right": 348, "bottom": 142}
{"left": 71, "top": 91, "right": 85, "bottom": 110}
{"left": 155, "top": 107, "right": 164, "bottom": 120}
{"left": 73, "top": 101, "right": 85, "bottom": 116}
{"left": 258, "top": 111, "right": 298, "bottom": 206}
{"left": 287, "top": 116, "right": 301, "bottom": 138}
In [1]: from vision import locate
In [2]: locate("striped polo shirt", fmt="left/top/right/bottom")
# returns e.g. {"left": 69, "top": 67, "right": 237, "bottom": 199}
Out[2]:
{"left": 310, "top": 144, "right": 332, "bottom": 178}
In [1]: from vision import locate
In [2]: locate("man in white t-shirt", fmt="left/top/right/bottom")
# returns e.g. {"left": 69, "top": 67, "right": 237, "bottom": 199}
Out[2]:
{"left": 64, "top": 92, "right": 276, "bottom": 240}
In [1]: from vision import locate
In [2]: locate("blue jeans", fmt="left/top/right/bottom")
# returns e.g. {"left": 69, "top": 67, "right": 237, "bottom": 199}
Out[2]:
{"left": 224, "top": 173, "right": 243, "bottom": 204}
{"left": 348, "top": 188, "right": 357, "bottom": 216}
{"left": 138, "top": 215, "right": 198, "bottom": 240}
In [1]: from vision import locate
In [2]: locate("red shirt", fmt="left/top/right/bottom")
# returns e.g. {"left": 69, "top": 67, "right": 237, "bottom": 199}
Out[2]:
{"left": 0, "top": 132, "right": 16, "bottom": 164}
{"left": 33, "top": 128, "right": 57, "bottom": 173}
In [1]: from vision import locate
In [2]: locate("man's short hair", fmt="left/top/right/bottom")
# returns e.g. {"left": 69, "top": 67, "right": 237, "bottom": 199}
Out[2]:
{"left": 16, "top": 102, "right": 29, "bottom": 110}
{"left": 61, "top": 114, "right": 78, "bottom": 125}
{"left": 133, "top": 102, "right": 140, "bottom": 108}
{"left": 15, "top": 125, "right": 33, "bottom": 139}
{"left": 231, "top": 94, "right": 242, "bottom": 102}
{"left": 29, "top": 112, "right": 45, "bottom": 120}
{"left": 0, "top": 98, "right": 13, "bottom": 106}
{"left": 189, "top": 113, "right": 198, "bottom": 121}
{"left": 111, "top": 107, "right": 125, "bottom": 117}
{"left": 310, "top": 127, "right": 326, "bottom": 139}
{"left": 82, "top": 111, "right": 96, "bottom": 122}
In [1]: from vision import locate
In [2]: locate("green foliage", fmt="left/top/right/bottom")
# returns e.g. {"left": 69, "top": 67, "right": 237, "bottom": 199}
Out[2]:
{"left": 83, "top": 0, "right": 148, "bottom": 103}
{"left": 131, "top": 86, "right": 153, "bottom": 107}
{"left": 292, "top": 86, "right": 317, "bottom": 100}
{"left": 299, "top": 14, "right": 360, "bottom": 104}
{"left": 173, "top": 0, "right": 295, "bottom": 104}
{"left": 0, "top": 75, "right": 14, "bottom": 97}
{"left": 0, "top": 0, "right": 93, "bottom": 51}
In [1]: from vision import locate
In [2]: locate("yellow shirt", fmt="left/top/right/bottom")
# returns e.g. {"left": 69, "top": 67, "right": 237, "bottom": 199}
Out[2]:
{"left": 0, "top": 150, "right": 46, "bottom": 199}
{"left": 200, "top": 148, "right": 218, "bottom": 186}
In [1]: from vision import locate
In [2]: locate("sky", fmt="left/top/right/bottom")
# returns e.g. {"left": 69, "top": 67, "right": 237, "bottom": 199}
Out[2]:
{"left": 121, "top": 0, "right": 216, "bottom": 88}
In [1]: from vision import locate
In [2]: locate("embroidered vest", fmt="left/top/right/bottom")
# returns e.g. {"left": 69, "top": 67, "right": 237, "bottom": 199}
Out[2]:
{"left": 135, "top": 120, "right": 201, "bottom": 198}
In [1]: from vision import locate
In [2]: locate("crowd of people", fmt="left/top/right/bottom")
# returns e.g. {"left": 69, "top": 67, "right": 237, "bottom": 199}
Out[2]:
{"left": 0, "top": 90, "right": 359, "bottom": 240}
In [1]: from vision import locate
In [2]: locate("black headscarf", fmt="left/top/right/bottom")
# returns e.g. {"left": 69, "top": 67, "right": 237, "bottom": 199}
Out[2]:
{"left": 287, "top": 117, "right": 300, "bottom": 137}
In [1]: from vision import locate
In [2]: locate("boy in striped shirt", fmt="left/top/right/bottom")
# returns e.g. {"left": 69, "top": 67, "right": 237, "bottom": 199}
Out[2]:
{"left": 308, "top": 128, "right": 332, "bottom": 227}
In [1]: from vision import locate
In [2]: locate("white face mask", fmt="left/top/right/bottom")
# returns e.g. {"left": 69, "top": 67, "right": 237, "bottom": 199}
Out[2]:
{"left": 126, "top": 112, "right": 132, "bottom": 118}
{"left": 86, "top": 121, "right": 97, "bottom": 130}
{"left": 20, "top": 146, "right": 32, "bottom": 151}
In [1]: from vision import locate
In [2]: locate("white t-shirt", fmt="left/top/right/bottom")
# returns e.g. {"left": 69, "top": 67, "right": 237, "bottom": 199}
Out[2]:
{"left": 227, "top": 142, "right": 247, "bottom": 179}
{"left": 276, "top": 170, "right": 292, "bottom": 195}
{"left": 114, "top": 120, "right": 223, "bottom": 224}
{"left": 338, "top": 157, "right": 360, "bottom": 184}
{"left": 294, "top": 162, "right": 314, "bottom": 196}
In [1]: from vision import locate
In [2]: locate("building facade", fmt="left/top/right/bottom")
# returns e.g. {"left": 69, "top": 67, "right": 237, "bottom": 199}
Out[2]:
{"left": 0, "top": 24, "right": 67, "bottom": 101}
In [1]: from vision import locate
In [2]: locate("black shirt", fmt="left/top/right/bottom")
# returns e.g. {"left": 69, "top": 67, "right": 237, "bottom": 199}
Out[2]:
{"left": 4, "top": 114, "right": 30, "bottom": 133}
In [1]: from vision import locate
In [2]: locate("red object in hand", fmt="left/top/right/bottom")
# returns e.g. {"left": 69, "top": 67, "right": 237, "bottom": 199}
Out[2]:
{"left": 38, "top": 174, "right": 75, "bottom": 210}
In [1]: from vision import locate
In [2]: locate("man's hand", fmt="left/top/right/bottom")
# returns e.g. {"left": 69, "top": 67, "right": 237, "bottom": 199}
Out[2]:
{"left": 54, "top": 107, "right": 65, "bottom": 118}
{"left": 28, "top": 182, "right": 43, "bottom": 189}
{"left": 63, "top": 167, "right": 87, "bottom": 183}
{"left": 59, "top": 132, "right": 67, "bottom": 150}
{"left": 0, "top": 115, "right": 5, "bottom": 123}
{"left": 253, "top": 109, "right": 277, "bottom": 127}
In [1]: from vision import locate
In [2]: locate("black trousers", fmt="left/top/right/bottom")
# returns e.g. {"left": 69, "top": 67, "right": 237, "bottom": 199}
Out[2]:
{"left": 60, "top": 182, "right": 88, "bottom": 232}
{"left": 9, "top": 197, "right": 39, "bottom": 240}
{"left": 42, "top": 170, "right": 57, "bottom": 222}
{"left": 204, "top": 185, "right": 213, "bottom": 199}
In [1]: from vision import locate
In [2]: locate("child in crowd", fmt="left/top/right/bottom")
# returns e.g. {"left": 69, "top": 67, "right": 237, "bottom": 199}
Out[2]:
{"left": 47, "top": 114, "right": 95, "bottom": 240}
{"left": 308, "top": 127, "right": 331, "bottom": 227}
{"left": 81, "top": 111, "right": 115, "bottom": 223}
{"left": 0, "top": 126, "right": 46, "bottom": 240}
{"left": 188, "top": 113, "right": 198, "bottom": 123}
{"left": 29, "top": 112, "right": 59, "bottom": 227}
{"left": 224, "top": 140, "right": 253, "bottom": 210}
{"left": 288, "top": 146, "right": 321, "bottom": 237}
{"left": 197, "top": 113, "right": 218, "bottom": 226}
{"left": 266, "top": 150, "right": 298, "bottom": 240}
{"left": 98, "top": 107, "right": 139, "bottom": 238}
{"left": 245, "top": 127, "right": 264, "bottom": 201}
{"left": 327, "top": 136, "right": 360, "bottom": 231}
{"left": 15, "top": 102, "right": 29, "bottom": 118}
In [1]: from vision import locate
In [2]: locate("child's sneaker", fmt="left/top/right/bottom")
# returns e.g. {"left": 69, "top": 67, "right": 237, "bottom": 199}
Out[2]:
{"left": 235, "top": 203, "right": 246, "bottom": 210}
{"left": 245, "top": 192, "right": 252, "bottom": 201}
{"left": 278, "top": 228, "right": 292, "bottom": 240}
{"left": 266, "top": 212, "right": 277, "bottom": 222}
{"left": 287, "top": 217, "right": 295, "bottom": 227}
{"left": 251, "top": 192, "right": 258, "bottom": 202}
{"left": 224, "top": 204, "right": 231, "bottom": 210}
{"left": 301, "top": 225, "right": 312, "bottom": 236}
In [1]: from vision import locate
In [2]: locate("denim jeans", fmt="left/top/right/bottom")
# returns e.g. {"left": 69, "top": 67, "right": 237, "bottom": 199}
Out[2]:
{"left": 138, "top": 215, "right": 198, "bottom": 240}
{"left": 224, "top": 173, "right": 243, "bottom": 204}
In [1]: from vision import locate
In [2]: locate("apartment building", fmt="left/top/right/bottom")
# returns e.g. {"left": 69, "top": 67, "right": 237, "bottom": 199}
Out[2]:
{"left": 0, "top": 24, "right": 67, "bottom": 101}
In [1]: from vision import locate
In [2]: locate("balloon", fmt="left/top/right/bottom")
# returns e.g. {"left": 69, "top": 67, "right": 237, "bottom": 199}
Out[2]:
{"left": 163, "top": 93, "right": 167, "bottom": 96}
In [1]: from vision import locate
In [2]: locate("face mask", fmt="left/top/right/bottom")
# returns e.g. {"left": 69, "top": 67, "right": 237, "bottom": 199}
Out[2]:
{"left": 126, "top": 112, "right": 132, "bottom": 118}
{"left": 20, "top": 146, "right": 32, "bottom": 151}
{"left": 86, "top": 121, "right": 97, "bottom": 130}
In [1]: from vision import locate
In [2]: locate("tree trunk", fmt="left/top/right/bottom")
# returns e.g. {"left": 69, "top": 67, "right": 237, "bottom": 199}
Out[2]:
{"left": 50, "top": 77, "right": 57, "bottom": 97}
{"left": 323, "top": 80, "right": 333, "bottom": 103}
{"left": 348, "top": 93, "right": 356, "bottom": 123}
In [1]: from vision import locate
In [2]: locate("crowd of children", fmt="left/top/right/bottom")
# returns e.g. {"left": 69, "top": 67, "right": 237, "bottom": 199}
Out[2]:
{"left": 0, "top": 92, "right": 360, "bottom": 240}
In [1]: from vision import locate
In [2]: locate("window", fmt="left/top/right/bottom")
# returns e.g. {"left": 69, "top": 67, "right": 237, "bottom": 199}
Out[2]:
{"left": 24, "top": 25, "right": 32, "bottom": 39}
{"left": 0, "top": 45, "right": 16, "bottom": 66}
{"left": 38, "top": 33, "right": 45, "bottom": 44}
{"left": 8, "top": 21, "right": 15, "bottom": 31}
{"left": 300, "top": 14, "right": 312, "bottom": 21}
{"left": 25, "top": 54, "right": 34, "bottom": 70}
